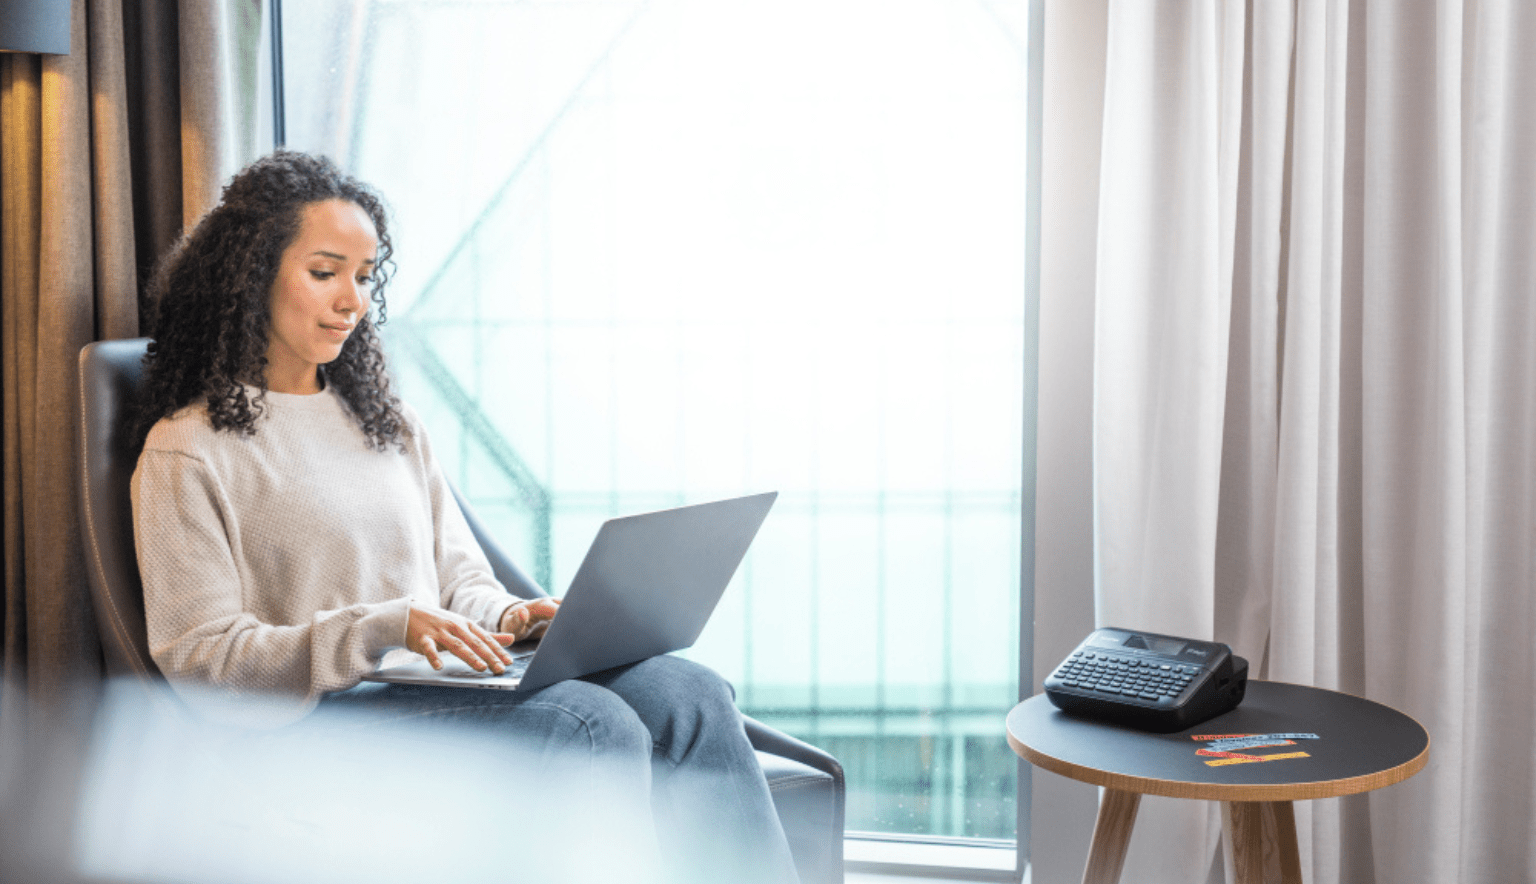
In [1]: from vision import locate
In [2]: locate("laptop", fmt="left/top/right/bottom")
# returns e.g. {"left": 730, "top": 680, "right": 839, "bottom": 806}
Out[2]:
{"left": 363, "top": 491, "right": 777, "bottom": 692}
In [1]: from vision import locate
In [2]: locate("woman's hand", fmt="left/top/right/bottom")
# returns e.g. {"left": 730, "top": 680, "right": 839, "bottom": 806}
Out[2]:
{"left": 499, "top": 597, "right": 560, "bottom": 643}
{"left": 406, "top": 602, "right": 517, "bottom": 673}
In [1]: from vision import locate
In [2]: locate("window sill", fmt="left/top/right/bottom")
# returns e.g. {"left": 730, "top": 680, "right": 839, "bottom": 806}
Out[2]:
{"left": 845, "top": 834, "right": 1020, "bottom": 882}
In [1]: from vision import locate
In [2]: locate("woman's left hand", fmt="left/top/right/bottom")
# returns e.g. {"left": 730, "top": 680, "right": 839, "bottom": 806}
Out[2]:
{"left": 499, "top": 597, "right": 560, "bottom": 642}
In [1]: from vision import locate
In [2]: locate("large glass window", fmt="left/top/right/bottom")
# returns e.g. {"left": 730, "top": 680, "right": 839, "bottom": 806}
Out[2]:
{"left": 283, "top": 0, "right": 1029, "bottom": 843}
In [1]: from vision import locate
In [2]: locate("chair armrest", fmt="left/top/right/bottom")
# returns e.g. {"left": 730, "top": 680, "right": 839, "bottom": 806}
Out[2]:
{"left": 744, "top": 715, "right": 844, "bottom": 782}
{"left": 744, "top": 715, "right": 846, "bottom": 884}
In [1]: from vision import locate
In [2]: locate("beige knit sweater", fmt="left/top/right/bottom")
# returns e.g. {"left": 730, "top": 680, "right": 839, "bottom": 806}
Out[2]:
{"left": 131, "top": 386, "right": 515, "bottom": 724}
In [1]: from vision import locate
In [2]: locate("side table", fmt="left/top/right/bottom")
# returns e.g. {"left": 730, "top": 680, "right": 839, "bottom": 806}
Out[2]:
{"left": 1006, "top": 680, "right": 1428, "bottom": 884}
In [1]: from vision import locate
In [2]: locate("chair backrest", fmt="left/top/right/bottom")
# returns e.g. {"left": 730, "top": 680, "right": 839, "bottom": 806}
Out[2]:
{"left": 79, "top": 338, "right": 158, "bottom": 682}
{"left": 448, "top": 484, "right": 547, "bottom": 601}
{"left": 78, "top": 338, "right": 547, "bottom": 684}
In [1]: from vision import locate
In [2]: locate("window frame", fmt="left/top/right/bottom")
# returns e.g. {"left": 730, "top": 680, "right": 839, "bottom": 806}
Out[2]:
{"left": 266, "top": 0, "right": 1044, "bottom": 876}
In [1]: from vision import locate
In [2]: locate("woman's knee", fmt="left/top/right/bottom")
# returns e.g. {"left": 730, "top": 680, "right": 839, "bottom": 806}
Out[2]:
{"left": 588, "top": 657, "right": 747, "bottom": 762}
{"left": 603, "top": 655, "right": 738, "bottom": 712}
{"left": 659, "top": 655, "right": 738, "bottom": 704}
{"left": 525, "top": 679, "right": 653, "bottom": 761}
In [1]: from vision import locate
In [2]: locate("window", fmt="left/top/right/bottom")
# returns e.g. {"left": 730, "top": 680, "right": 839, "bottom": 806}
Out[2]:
{"left": 282, "top": 0, "right": 1032, "bottom": 851}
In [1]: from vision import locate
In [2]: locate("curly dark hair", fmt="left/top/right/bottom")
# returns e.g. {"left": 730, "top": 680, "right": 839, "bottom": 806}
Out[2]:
{"left": 133, "top": 150, "right": 406, "bottom": 451}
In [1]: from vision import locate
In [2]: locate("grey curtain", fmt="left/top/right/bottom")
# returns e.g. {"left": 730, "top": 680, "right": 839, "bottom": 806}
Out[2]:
{"left": 0, "top": 0, "right": 265, "bottom": 743}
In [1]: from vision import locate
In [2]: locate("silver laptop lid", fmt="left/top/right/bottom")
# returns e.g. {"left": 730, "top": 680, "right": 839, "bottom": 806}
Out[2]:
{"left": 515, "top": 490, "right": 778, "bottom": 692}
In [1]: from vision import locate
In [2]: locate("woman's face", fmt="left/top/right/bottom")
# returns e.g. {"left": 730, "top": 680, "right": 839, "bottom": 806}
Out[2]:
{"left": 265, "top": 199, "right": 379, "bottom": 394}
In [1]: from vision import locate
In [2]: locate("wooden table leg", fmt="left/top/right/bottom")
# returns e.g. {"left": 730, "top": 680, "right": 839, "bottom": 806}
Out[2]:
{"left": 1267, "top": 801, "right": 1303, "bottom": 884}
{"left": 1080, "top": 788, "right": 1140, "bottom": 884}
{"left": 1222, "top": 801, "right": 1266, "bottom": 883}
{"left": 1222, "top": 800, "right": 1304, "bottom": 884}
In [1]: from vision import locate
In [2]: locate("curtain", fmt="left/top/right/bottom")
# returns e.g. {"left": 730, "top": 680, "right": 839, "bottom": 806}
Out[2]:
{"left": 1091, "top": 1, "right": 1535, "bottom": 883}
{"left": 0, "top": 0, "right": 265, "bottom": 744}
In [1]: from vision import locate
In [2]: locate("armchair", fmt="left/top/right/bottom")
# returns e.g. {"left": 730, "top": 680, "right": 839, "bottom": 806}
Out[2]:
{"left": 79, "top": 338, "right": 844, "bottom": 884}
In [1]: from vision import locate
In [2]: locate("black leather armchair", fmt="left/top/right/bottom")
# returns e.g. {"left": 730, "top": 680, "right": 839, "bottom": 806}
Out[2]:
{"left": 79, "top": 338, "right": 845, "bottom": 884}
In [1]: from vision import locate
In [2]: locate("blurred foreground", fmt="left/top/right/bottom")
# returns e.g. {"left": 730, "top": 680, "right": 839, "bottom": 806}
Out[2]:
{"left": 0, "top": 679, "right": 659, "bottom": 883}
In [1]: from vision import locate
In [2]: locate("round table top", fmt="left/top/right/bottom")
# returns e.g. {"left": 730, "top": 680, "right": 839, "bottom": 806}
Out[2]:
{"left": 1006, "top": 681, "right": 1429, "bottom": 802}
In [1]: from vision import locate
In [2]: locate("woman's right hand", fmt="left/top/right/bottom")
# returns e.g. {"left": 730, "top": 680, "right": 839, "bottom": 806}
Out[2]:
{"left": 406, "top": 602, "right": 517, "bottom": 674}
{"left": 499, "top": 597, "right": 560, "bottom": 642}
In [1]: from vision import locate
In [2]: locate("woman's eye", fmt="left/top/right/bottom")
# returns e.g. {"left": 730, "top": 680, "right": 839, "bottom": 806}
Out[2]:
{"left": 357, "top": 275, "right": 374, "bottom": 285}
{"left": 309, "top": 270, "right": 334, "bottom": 281}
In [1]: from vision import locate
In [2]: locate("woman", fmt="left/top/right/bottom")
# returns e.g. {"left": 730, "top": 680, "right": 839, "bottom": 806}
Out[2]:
{"left": 130, "top": 150, "right": 798, "bottom": 883}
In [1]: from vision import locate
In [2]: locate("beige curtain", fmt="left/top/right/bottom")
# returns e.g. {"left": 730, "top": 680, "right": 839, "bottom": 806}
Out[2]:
{"left": 0, "top": 0, "right": 265, "bottom": 739}
{"left": 1083, "top": 0, "right": 1536, "bottom": 882}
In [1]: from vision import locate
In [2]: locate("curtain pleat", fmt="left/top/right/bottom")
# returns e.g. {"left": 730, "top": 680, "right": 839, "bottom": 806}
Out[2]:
{"left": 1456, "top": 2, "right": 1536, "bottom": 879}
{"left": 123, "top": 0, "right": 184, "bottom": 302}
{"left": 1, "top": 52, "right": 50, "bottom": 729}
{"left": 24, "top": 0, "right": 102, "bottom": 720}
{"left": 1, "top": 56, "right": 45, "bottom": 718}
{"left": 178, "top": 0, "right": 265, "bottom": 228}
{"left": 87, "top": 0, "right": 140, "bottom": 341}
{"left": 1092, "top": 1, "right": 1536, "bottom": 882}
{"left": 1093, "top": 1, "right": 1240, "bottom": 878}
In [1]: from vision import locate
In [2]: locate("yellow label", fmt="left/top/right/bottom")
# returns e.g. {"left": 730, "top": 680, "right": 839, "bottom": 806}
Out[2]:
{"left": 1204, "top": 751, "right": 1311, "bottom": 767}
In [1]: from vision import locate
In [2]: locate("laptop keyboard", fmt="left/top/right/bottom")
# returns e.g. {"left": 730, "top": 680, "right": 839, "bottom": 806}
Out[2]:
{"left": 460, "top": 653, "right": 533, "bottom": 679}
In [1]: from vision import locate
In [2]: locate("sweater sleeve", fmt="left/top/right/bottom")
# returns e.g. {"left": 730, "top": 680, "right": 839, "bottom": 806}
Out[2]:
{"left": 132, "top": 448, "right": 410, "bottom": 721}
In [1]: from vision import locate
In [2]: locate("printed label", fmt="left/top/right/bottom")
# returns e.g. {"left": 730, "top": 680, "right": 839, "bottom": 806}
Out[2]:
{"left": 1204, "top": 751, "right": 1311, "bottom": 767}
{"left": 1191, "top": 732, "right": 1319, "bottom": 767}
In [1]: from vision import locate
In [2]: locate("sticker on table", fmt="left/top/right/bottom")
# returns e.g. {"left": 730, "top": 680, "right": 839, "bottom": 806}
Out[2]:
{"left": 1191, "top": 732, "right": 1320, "bottom": 767}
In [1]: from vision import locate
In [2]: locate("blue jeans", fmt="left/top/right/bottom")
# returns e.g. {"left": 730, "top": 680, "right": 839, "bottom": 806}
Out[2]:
{"left": 316, "top": 654, "right": 799, "bottom": 883}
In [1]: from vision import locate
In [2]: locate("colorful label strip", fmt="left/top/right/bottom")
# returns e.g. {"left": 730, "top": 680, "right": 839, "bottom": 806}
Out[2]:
{"left": 1201, "top": 733, "right": 1320, "bottom": 753}
{"left": 1191, "top": 732, "right": 1320, "bottom": 767}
